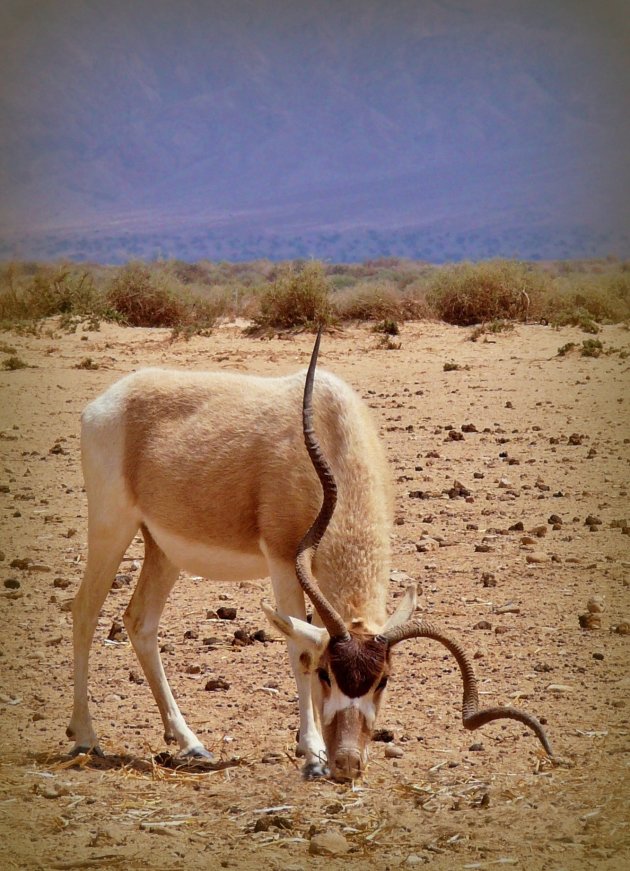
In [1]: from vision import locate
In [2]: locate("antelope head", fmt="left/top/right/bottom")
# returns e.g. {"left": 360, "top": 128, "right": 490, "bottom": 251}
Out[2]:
{"left": 264, "top": 330, "right": 552, "bottom": 782}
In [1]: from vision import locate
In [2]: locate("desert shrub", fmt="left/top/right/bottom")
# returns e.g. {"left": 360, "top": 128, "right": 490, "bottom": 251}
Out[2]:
{"left": 75, "top": 357, "right": 99, "bottom": 370}
{"left": 249, "top": 261, "right": 333, "bottom": 331}
{"left": 334, "top": 280, "right": 432, "bottom": 322}
{"left": 541, "top": 271, "right": 630, "bottom": 327}
{"left": 580, "top": 338, "right": 603, "bottom": 357}
{"left": 557, "top": 342, "right": 576, "bottom": 357}
{"left": 334, "top": 282, "right": 401, "bottom": 321}
{"left": 0, "top": 263, "right": 103, "bottom": 324}
{"left": 105, "top": 264, "right": 189, "bottom": 327}
{"left": 373, "top": 319, "right": 400, "bottom": 336}
{"left": 426, "top": 260, "right": 547, "bottom": 326}
{"left": 105, "top": 263, "right": 218, "bottom": 335}
{"left": 1, "top": 355, "right": 28, "bottom": 370}
{"left": 469, "top": 319, "right": 516, "bottom": 341}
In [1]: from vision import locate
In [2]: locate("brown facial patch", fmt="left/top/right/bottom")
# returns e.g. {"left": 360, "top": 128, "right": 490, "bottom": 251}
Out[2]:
{"left": 328, "top": 634, "right": 388, "bottom": 698}
{"left": 299, "top": 651, "right": 312, "bottom": 674}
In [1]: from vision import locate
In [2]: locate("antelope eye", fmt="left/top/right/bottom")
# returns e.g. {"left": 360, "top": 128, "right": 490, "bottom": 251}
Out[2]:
{"left": 376, "top": 675, "right": 389, "bottom": 691}
{"left": 317, "top": 668, "right": 331, "bottom": 686}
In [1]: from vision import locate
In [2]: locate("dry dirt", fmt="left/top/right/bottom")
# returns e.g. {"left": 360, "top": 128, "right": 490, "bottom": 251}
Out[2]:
{"left": 0, "top": 320, "right": 629, "bottom": 871}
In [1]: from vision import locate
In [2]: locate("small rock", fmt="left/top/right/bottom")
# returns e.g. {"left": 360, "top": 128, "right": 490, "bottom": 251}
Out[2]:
{"left": 587, "top": 596, "right": 604, "bottom": 613}
{"left": 217, "top": 606, "right": 237, "bottom": 620}
{"left": 473, "top": 620, "right": 492, "bottom": 631}
{"left": 526, "top": 552, "right": 548, "bottom": 564}
{"left": 129, "top": 670, "right": 144, "bottom": 684}
{"left": 592, "top": 652, "right": 604, "bottom": 661}
{"left": 475, "top": 544, "right": 493, "bottom": 553}
{"left": 481, "top": 572, "right": 496, "bottom": 587}
{"left": 534, "top": 662, "right": 553, "bottom": 673}
{"left": 309, "top": 831, "right": 350, "bottom": 857}
{"left": 373, "top": 728, "right": 395, "bottom": 742}
{"left": 233, "top": 629, "right": 253, "bottom": 646}
{"left": 204, "top": 678, "right": 230, "bottom": 691}
{"left": 568, "top": 433, "right": 583, "bottom": 445}
{"left": 469, "top": 742, "right": 484, "bottom": 752}
{"left": 4, "top": 578, "right": 20, "bottom": 590}
{"left": 416, "top": 537, "right": 440, "bottom": 553}
{"left": 585, "top": 515, "right": 602, "bottom": 526}
{"left": 261, "top": 751, "right": 284, "bottom": 764}
{"left": 384, "top": 743, "right": 404, "bottom": 758}
{"left": 107, "top": 621, "right": 126, "bottom": 642}
{"left": 53, "top": 577, "right": 70, "bottom": 589}
{"left": 614, "top": 621, "right": 630, "bottom": 636}
{"left": 545, "top": 683, "right": 573, "bottom": 694}
{"left": 529, "top": 525, "right": 547, "bottom": 538}
{"left": 404, "top": 854, "right": 427, "bottom": 866}
{"left": 10, "top": 558, "right": 30, "bottom": 570}
{"left": 579, "top": 613, "right": 601, "bottom": 630}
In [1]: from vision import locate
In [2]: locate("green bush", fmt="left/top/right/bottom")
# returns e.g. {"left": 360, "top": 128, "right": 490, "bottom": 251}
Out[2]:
{"left": 250, "top": 261, "right": 333, "bottom": 331}
{"left": 426, "top": 260, "right": 547, "bottom": 326}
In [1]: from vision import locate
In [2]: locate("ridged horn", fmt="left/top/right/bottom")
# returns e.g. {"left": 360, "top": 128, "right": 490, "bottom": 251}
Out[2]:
{"left": 380, "top": 620, "right": 552, "bottom": 755}
{"left": 295, "top": 328, "right": 350, "bottom": 642}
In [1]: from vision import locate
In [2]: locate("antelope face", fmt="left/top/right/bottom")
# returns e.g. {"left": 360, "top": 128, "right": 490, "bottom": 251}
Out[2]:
{"left": 263, "top": 605, "right": 392, "bottom": 781}
{"left": 316, "top": 633, "right": 390, "bottom": 780}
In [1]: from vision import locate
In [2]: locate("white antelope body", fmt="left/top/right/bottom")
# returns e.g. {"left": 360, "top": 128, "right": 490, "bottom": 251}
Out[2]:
{"left": 68, "top": 333, "right": 551, "bottom": 780}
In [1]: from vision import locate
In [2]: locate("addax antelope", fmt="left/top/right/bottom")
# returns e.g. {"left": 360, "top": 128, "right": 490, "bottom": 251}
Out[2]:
{"left": 68, "top": 331, "right": 552, "bottom": 780}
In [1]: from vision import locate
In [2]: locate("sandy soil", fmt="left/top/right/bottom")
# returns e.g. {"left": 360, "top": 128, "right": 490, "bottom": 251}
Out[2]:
{"left": 0, "top": 319, "right": 628, "bottom": 871}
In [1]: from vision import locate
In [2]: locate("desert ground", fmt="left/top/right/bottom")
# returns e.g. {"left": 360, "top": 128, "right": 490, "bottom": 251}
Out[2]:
{"left": 0, "top": 319, "right": 628, "bottom": 870}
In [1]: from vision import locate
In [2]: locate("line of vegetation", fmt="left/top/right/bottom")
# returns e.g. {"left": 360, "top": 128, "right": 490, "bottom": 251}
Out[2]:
{"left": 1, "top": 257, "right": 628, "bottom": 335}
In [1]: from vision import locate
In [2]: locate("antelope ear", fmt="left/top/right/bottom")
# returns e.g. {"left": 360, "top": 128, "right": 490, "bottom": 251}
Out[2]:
{"left": 261, "top": 601, "right": 329, "bottom": 651}
{"left": 381, "top": 584, "right": 418, "bottom": 632}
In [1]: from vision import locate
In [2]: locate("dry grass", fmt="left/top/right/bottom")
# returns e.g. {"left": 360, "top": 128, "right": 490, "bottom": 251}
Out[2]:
{"left": 1, "top": 257, "right": 628, "bottom": 336}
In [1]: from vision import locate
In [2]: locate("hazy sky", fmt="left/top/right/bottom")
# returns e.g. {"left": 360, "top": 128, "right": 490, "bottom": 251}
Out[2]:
{"left": 1, "top": 0, "right": 628, "bottom": 257}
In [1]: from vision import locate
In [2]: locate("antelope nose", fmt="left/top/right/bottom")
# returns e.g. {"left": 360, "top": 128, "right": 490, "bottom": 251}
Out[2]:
{"left": 333, "top": 748, "right": 363, "bottom": 781}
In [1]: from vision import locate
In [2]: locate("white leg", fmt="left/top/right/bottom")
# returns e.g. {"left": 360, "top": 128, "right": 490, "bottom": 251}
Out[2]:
{"left": 267, "top": 556, "right": 328, "bottom": 776}
{"left": 68, "top": 515, "right": 139, "bottom": 754}
{"left": 123, "top": 527, "right": 210, "bottom": 757}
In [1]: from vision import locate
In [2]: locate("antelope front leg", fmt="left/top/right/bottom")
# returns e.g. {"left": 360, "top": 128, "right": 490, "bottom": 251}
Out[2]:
{"left": 268, "top": 557, "right": 328, "bottom": 777}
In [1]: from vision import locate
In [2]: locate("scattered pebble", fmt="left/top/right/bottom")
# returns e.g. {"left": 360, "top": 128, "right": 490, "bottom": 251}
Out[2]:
{"left": 384, "top": 743, "right": 404, "bottom": 758}
{"left": 579, "top": 613, "right": 601, "bottom": 630}
{"left": 204, "top": 678, "right": 230, "bottom": 691}
{"left": 373, "top": 728, "right": 395, "bottom": 742}
{"left": 587, "top": 596, "right": 604, "bottom": 613}
{"left": 309, "top": 831, "right": 350, "bottom": 857}
{"left": 526, "top": 552, "right": 548, "bottom": 564}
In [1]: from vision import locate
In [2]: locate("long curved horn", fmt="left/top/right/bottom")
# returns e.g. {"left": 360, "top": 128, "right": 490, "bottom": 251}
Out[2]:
{"left": 381, "top": 620, "right": 552, "bottom": 755}
{"left": 295, "top": 328, "right": 350, "bottom": 641}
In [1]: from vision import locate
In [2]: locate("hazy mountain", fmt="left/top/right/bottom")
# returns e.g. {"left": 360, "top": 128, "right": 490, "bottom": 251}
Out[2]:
{"left": 1, "top": 0, "right": 629, "bottom": 262}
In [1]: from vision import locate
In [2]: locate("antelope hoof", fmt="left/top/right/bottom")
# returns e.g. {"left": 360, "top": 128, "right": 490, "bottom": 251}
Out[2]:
{"left": 69, "top": 744, "right": 105, "bottom": 758}
{"left": 302, "top": 760, "right": 330, "bottom": 780}
{"left": 181, "top": 745, "right": 215, "bottom": 761}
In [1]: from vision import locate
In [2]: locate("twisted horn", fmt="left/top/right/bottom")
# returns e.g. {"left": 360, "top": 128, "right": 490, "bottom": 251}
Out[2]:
{"left": 295, "top": 328, "right": 350, "bottom": 642}
{"left": 381, "top": 620, "right": 552, "bottom": 755}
